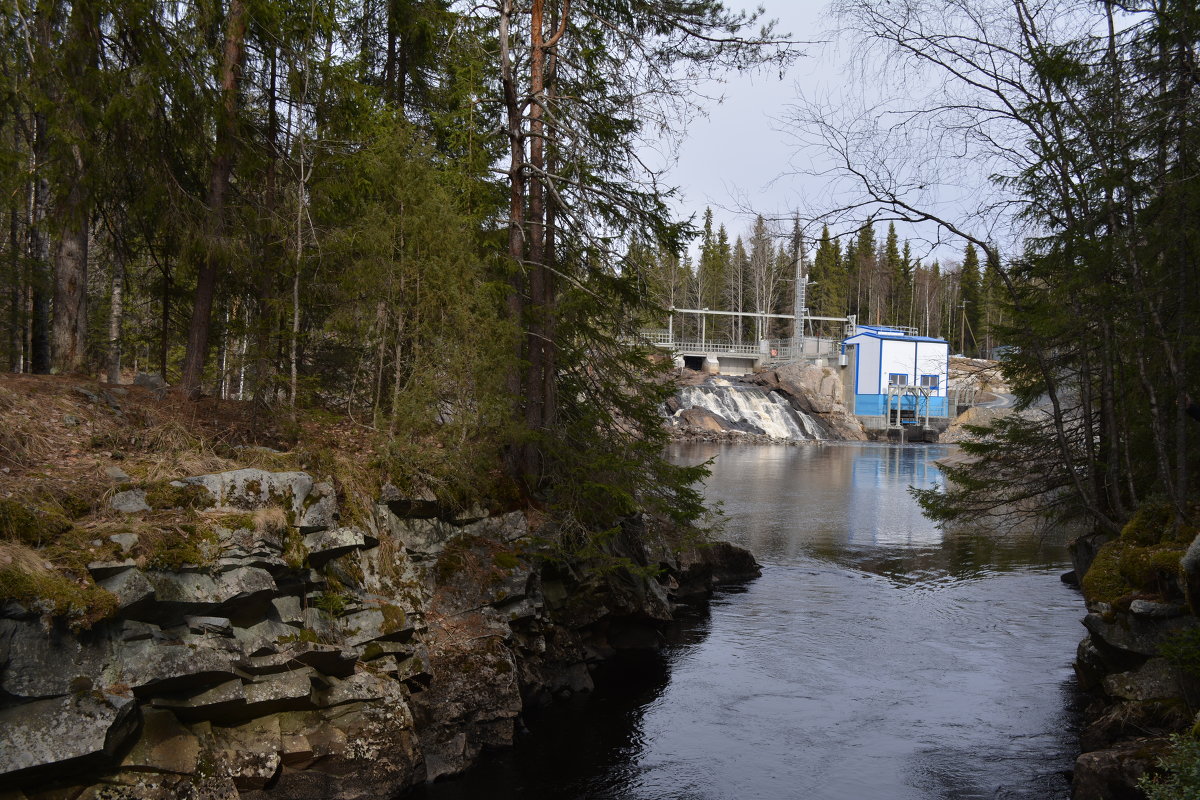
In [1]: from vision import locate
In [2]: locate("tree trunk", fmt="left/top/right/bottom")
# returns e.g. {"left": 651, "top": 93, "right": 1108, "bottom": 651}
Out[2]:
{"left": 29, "top": 129, "right": 51, "bottom": 374}
{"left": 9, "top": 203, "right": 21, "bottom": 372}
{"left": 159, "top": 255, "right": 170, "bottom": 379}
{"left": 51, "top": 180, "right": 88, "bottom": 374}
{"left": 180, "top": 0, "right": 248, "bottom": 398}
{"left": 106, "top": 249, "right": 123, "bottom": 383}
{"left": 499, "top": 0, "right": 529, "bottom": 482}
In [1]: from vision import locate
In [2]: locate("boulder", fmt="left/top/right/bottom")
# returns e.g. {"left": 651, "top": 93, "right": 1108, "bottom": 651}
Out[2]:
{"left": 113, "top": 637, "right": 241, "bottom": 697}
{"left": 0, "top": 692, "right": 140, "bottom": 784}
{"left": 677, "top": 406, "right": 731, "bottom": 433}
{"left": 183, "top": 616, "right": 233, "bottom": 637}
{"left": 183, "top": 469, "right": 313, "bottom": 517}
{"left": 1083, "top": 611, "right": 1200, "bottom": 657}
{"left": 119, "top": 708, "right": 201, "bottom": 775}
{"left": 148, "top": 678, "right": 246, "bottom": 722}
{"left": 340, "top": 605, "right": 414, "bottom": 648}
{"left": 768, "top": 363, "right": 865, "bottom": 440}
{"left": 1102, "top": 657, "right": 1182, "bottom": 702}
{"left": 1129, "top": 599, "right": 1186, "bottom": 619}
{"left": 231, "top": 618, "right": 296, "bottom": 657}
{"left": 1079, "top": 699, "right": 1192, "bottom": 753}
{"left": 302, "top": 527, "right": 367, "bottom": 568}
{"left": 210, "top": 716, "right": 283, "bottom": 791}
{"left": 236, "top": 643, "right": 357, "bottom": 679}
{"left": 269, "top": 595, "right": 303, "bottom": 626}
{"left": 1072, "top": 737, "right": 1169, "bottom": 800}
{"left": 297, "top": 482, "right": 338, "bottom": 533}
{"left": 143, "top": 567, "right": 276, "bottom": 625}
{"left": 214, "top": 526, "right": 286, "bottom": 574}
{"left": 241, "top": 669, "right": 316, "bottom": 716}
{"left": 386, "top": 515, "right": 455, "bottom": 559}
{"left": 314, "top": 671, "right": 390, "bottom": 708}
{"left": 110, "top": 490, "right": 150, "bottom": 514}
{"left": 105, "top": 466, "right": 132, "bottom": 482}
{"left": 0, "top": 619, "right": 113, "bottom": 699}
{"left": 87, "top": 559, "right": 138, "bottom": 581}
{"left": 98, "top": 569, "right": 156, "bottom": 617}
{"left": 108, "top": 533, "right": 139, "bottom": 554}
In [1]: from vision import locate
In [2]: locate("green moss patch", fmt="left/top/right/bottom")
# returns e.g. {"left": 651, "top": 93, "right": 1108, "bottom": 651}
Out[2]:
{"left": 282, "top": 528, "right": 308, "bottom": 569}
{"left": 380, "top": 603, "right": 406, "bottom": 634}
{"left": 0, "top": 498, "right": 72, "bottom": 547}
{"left": 1083, "top": 537, "right": 1187, "bottom": 606}
{"left": 0, "top": 547, "right": 117, "bottom": 631}
{"left": 212, "top": 512, "right": 256, "bottom": 531}
{"left": 1121, "top": 503, "right": 1199, "bottom": 547}
{"left": 144, "top": 481, "right": 213, "bottom": 511}
{"left": 142, "top": 525, "right": 219, "bottom": 571}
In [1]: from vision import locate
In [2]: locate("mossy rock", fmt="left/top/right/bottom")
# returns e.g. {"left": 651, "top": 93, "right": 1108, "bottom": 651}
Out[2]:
{"left": 142, "top": 526, "right": 219, "bottom": 571}
{"left": 1120, "top": 544, "right": 1188, "bottom": 592}
{"left": 144, "top": 481, "right": 214, "bottom": 511}
{"left": 1083, "top": 538, "right": 1187, "bottom": 605}
{"left": 1121, "top": 503, "right": 1198, "bottom": 547}
{"left": 0, "top": 563, "right": 117, "bottom": 630}
{"left": 1122, "top": 504, "right": 1174, "bottom": 546}
{"left": 380, "top": 603, "right": 406, "bottom": 635}
{"left": 282, "top": 528, "right": 308, "bottom": 569}
{"left": 213, "top": 512, "right": 256, "bottom": 531}
{"left": 0, "top": 498, "right": 72, "bottom": 547}
{"left": 493, "top": 550, "right": 520, "bottom": 571}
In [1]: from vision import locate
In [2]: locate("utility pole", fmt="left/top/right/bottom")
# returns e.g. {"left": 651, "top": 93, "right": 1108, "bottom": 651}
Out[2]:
{"left": 791, "top": 233, "right": 809, "bottom": 355}
{"left": 959, "top": 300, "right": 968, "bottom": 355}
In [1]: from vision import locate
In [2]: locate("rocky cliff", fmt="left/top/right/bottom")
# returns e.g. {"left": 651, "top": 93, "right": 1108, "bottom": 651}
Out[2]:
{"left": 0, "top": 466, "right": 758, "bottom": 799}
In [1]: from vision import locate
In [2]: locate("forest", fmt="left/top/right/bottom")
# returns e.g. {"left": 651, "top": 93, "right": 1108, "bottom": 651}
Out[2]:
{"left": 640, "top": 210, "right": 1007, "bottom": 355}
{"left": 803, "top": 0, "right": 1200, "bottom": 537}
{"left": 0, "top": 0, "right": 797, "bottom": 518}
{"left": 2, "top": 0, "right": 1198, "bottom": 538}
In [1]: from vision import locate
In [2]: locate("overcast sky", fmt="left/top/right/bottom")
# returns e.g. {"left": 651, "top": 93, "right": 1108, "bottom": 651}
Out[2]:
{"left": 663, "top": 3, "right": 840, "bottom": 253}
{"left": 661, "top": 2, "right": 969, "bottom": 266}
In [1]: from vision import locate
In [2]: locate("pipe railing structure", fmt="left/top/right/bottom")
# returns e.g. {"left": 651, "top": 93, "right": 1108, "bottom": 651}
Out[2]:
{"left": 647, "top": 308, "right": 857, "bottom": 361}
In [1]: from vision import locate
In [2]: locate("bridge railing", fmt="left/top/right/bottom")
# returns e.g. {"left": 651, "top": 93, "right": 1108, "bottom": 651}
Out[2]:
{"left": 637, "top": 330, "right": 840, "bottom": 360}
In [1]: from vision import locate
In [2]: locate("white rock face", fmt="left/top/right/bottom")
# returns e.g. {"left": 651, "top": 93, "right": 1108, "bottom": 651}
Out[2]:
{"left": 185, "top": 469, "right": 314, "bottom": 518}
{"left": 675, "top": 381, "right": 824, "bottom": 440}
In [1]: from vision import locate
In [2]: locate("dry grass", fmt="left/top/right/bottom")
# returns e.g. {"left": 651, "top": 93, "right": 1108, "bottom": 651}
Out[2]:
{"left": 0, "top": 541, "right": 53, "bottom": 573}
{"left": 254, "top": 507, "right": 288, "bottom": 534}
{"left": 0, "top": 374, "right": 400, "bottom": 626}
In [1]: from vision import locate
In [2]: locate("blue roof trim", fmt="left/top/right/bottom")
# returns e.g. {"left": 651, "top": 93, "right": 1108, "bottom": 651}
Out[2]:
{"left": 845, "top": 331, "right": 948, "bottom": 344}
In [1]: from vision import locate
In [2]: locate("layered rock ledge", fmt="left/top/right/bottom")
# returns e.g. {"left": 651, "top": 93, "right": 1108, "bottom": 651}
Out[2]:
{"left": 0, "top": 467, "right": 758, "bottom": 799}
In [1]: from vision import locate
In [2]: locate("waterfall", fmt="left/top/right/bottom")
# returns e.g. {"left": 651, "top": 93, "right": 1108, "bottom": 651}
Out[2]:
{"left": 674, "top": 380, "right": 825, "bottom": 440}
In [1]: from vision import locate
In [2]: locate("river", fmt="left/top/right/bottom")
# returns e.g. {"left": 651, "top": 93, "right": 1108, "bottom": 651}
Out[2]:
{"left": 408, "top": 442, "right": 1083, "bottom": 800}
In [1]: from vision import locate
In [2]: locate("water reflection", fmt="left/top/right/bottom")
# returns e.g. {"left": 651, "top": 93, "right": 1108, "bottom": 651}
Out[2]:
{"left": 406, "top": 443, "right": 1081, "bottom": 800}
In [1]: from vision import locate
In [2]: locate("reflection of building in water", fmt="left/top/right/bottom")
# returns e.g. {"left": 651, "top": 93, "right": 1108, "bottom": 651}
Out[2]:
{"left": 845, "top": 446, "right": 946, "bottom": 548}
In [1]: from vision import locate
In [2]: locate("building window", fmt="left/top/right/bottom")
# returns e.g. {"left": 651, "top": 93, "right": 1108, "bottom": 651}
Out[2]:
{"left": 888, "top": 373, "right": 909, "bottom": 386}
{"left": 920, "top": 374, "right": 939, "bottom": 390}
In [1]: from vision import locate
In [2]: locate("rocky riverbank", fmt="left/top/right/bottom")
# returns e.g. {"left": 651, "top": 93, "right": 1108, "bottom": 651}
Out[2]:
{"left": 1068, "top": 507, "right": 1200, "bottom": 798}
{"left": 0, "top": 377, "right": 760, "bottom": 799}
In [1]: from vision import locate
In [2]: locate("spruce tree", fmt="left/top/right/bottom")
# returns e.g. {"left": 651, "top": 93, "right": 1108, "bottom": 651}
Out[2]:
{"left": 959, "top": 243, "right": 982, "bottom": 355}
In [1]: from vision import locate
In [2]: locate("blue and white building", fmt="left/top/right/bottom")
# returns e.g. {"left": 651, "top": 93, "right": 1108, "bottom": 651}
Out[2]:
{"left": 841, "top": 325, "right": 950, "bottom": 421}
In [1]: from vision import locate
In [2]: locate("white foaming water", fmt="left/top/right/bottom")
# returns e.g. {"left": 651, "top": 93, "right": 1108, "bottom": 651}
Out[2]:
{"left": 675, "top": 380, "right": 824, "bottom": 440}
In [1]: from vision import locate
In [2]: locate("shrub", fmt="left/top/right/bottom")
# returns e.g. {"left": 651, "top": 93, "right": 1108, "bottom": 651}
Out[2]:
{"left": 1140, "top": 734, "right": 1200, "bottom": 800}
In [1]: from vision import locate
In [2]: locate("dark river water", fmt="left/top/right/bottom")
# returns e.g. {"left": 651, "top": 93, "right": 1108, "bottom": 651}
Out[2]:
{"left": 408, "top": 442, "right": 1083, "bottom": 800}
